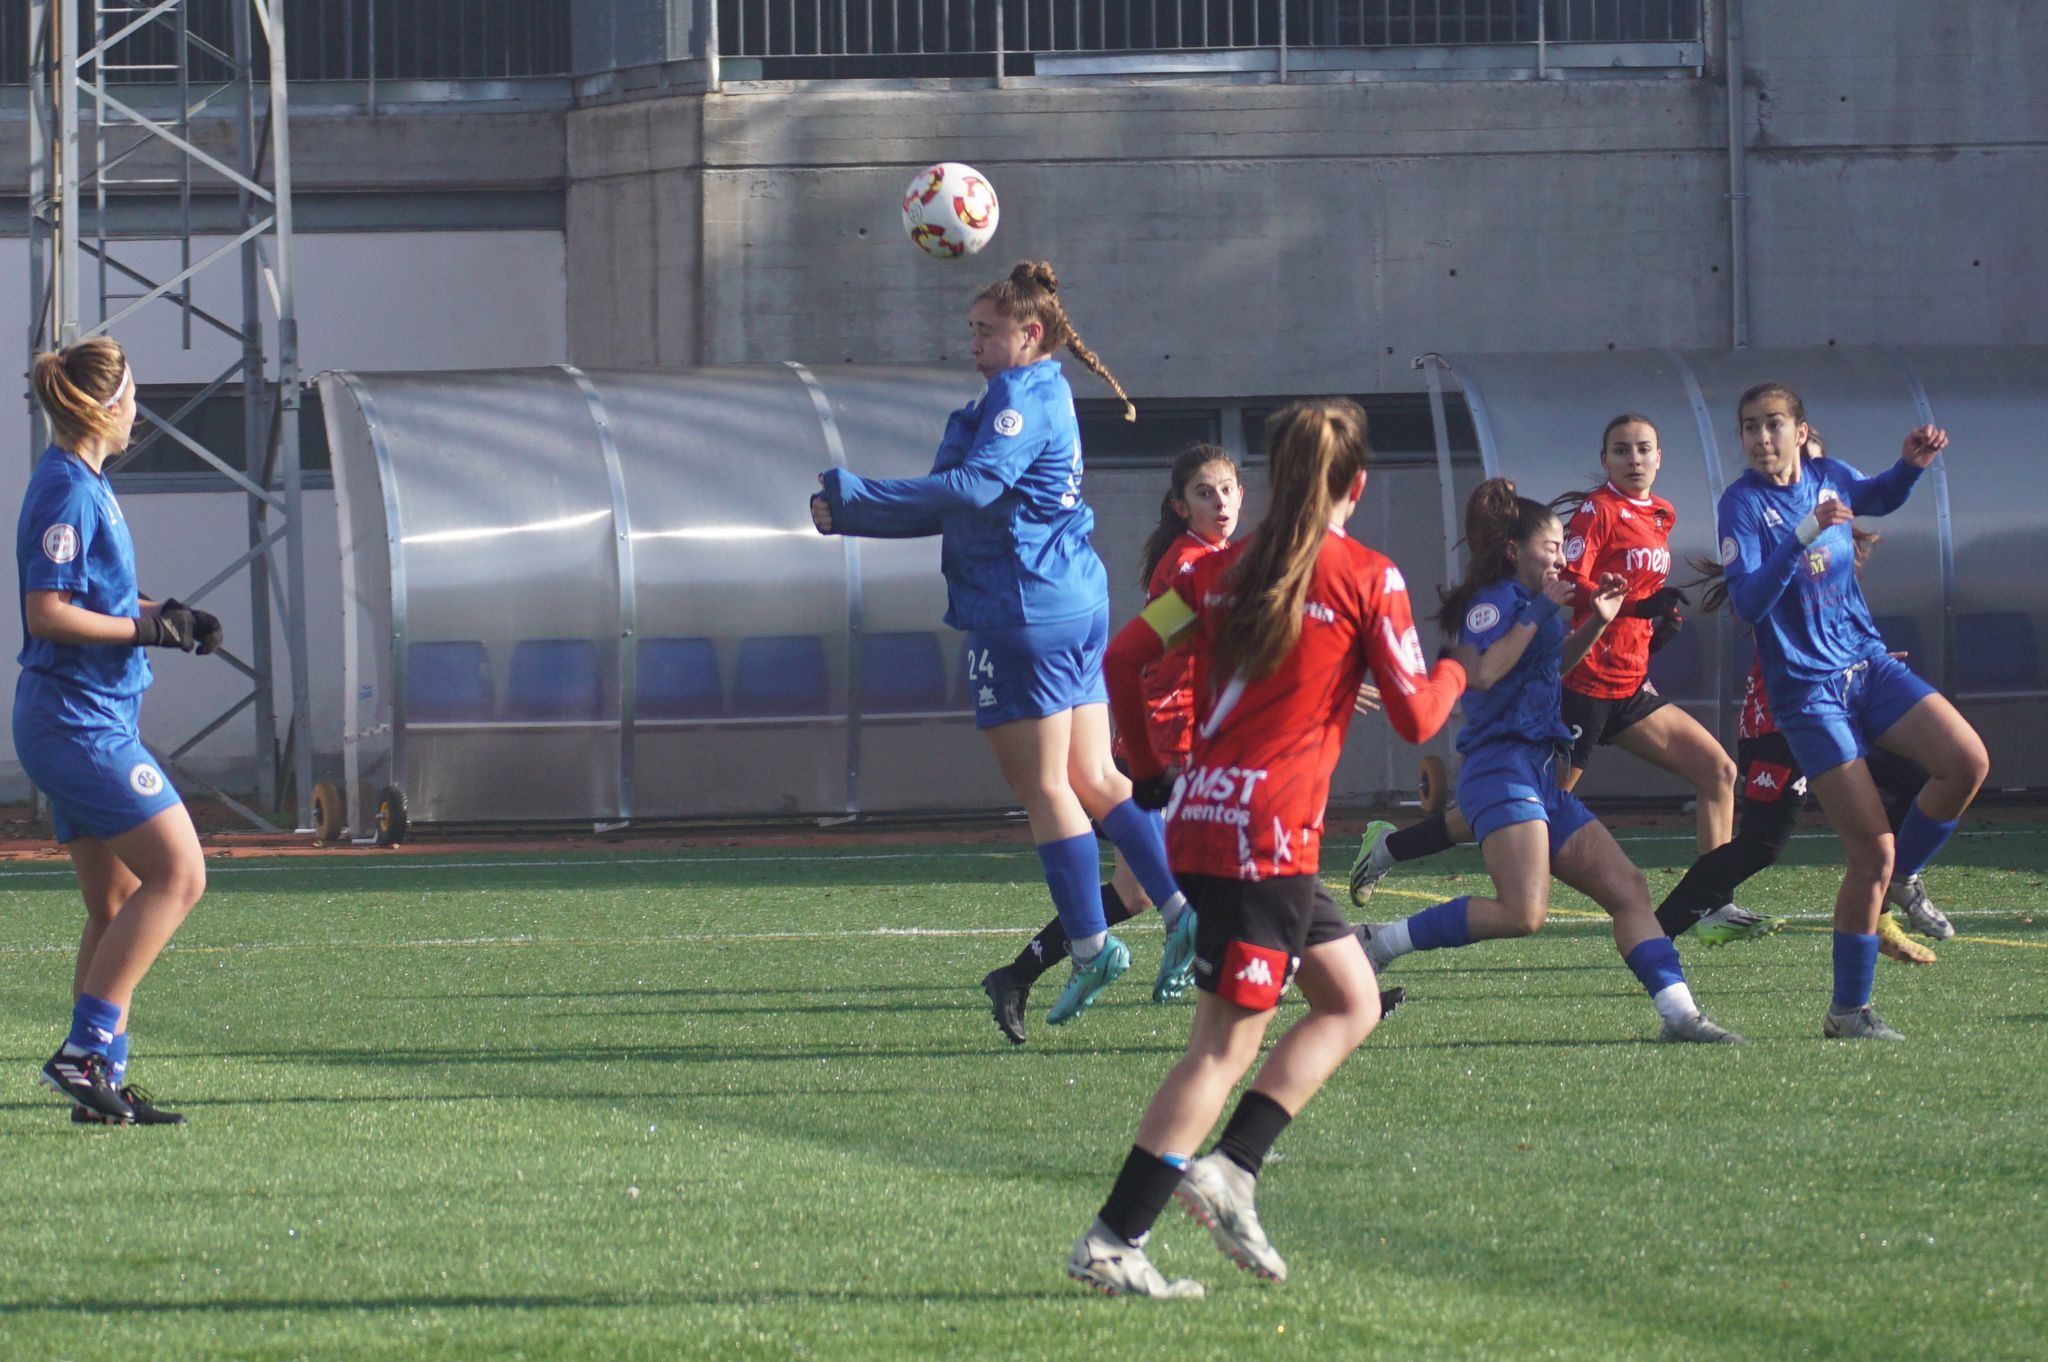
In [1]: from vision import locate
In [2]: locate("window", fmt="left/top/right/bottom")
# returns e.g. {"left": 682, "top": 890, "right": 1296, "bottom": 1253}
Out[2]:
{"left": 1079, "top": 392, "right": 1478, "bottom": 471}
{"left": 111, "top": 383, "right": 332, "bottom": 492}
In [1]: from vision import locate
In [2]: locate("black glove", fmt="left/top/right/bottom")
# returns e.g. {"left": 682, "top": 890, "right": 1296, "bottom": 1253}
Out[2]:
{"left": 1130, "top": 773, "right": 1178, "bottom": 811}
{"left": 135, "top": 603, "right": 198, "bottom": 651}
{"left": 1649, "top": 614, "right": 1684, "bottom": 654}
{"left": 1629, "top": 586, "right": 1689, "bottom": 622}
{"left": 161, "top": 597, "right": 224, "bottom": 656}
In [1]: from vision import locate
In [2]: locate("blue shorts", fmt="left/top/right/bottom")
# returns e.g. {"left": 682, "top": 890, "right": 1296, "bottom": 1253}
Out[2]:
{"left": 12, "top": 671, "right": 182, "bottom": 844}
{"left": 963, "top": 606, "right": 1109, "bottom": 730}
{"left": 1457, "top": 738, "right": 1598, "bottom": 856}
{"left": 1772, "top": 653, "right": 1935, "bottom": 779}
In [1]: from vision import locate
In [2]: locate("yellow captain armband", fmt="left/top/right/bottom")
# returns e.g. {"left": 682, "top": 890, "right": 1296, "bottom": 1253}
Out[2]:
{"left": 1139, "top": 590, "right": 1198, "bottom": 647}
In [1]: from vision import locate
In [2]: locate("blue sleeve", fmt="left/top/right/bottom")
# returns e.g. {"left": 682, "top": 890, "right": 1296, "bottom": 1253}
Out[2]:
{"left": 1718, "top": 489, "right": 1806, "bottom": 625}
{"left": 1827, "top": 457, "right": 1925, "bottom": 518}
{"left": 817, "top": 468, "right": 944, "bottom": 539}
{"left": 1457, "top": 585, "right": 1519, "bottom": 653}
{"left": 818, "top": 372, "right": 1042, "bottom": 529}
{"left": 19, "top": 479, "right": 97, "bottom": 595}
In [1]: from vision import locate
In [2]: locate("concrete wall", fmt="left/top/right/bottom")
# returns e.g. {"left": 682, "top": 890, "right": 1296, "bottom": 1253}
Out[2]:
{"left": 564, "top": 2, "right": 2048, "bottom": 393}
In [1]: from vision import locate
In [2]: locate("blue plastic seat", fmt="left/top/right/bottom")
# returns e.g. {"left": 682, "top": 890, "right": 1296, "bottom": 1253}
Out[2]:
{"left": 637, "top": 637, "right": 723, "bottom": 719}
{"left": 1873, "top": 614, "right": 1927, "bottom": 676}
{"left": 860, "top": 632, "right": 948, "bottom": 714}
{"left": 506, "top": 639, "right": 604, "bottom": 720}
{"left": 405, "top": 641, "right": 493, "bottom": 722}
{"left": 734, "top": 635, "right": 830, "bottom": 716}
{"left": 1954, "top": 611, "right": 2040, "bottom": 692}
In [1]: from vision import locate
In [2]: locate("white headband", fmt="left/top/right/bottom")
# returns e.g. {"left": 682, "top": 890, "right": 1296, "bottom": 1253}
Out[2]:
{"left": 101, "top": 364, "right": 132, "bottom": 410}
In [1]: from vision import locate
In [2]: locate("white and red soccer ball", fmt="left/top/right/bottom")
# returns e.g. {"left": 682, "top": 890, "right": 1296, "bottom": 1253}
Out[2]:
{"left": 901, "top": 162, "right": 999, "bottom": 259}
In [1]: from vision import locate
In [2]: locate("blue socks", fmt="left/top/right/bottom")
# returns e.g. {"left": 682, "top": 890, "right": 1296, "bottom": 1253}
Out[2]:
{"left": 1623, "top": 938, "right": 1686, "bottom": 996}
{"left": 65, "top": 993, "right": 122, "bottom": 1059}
{"left": 1832, "top": 932, "right": 1880, "bottom": 1011}
{"left": 108, "top": 1032, "right": 130, "bottom": 1086}
{"left": 1037, "top": 832, "right": 1108, "bottom": 946}
{"left": 1892, "top": 805, "right": 1958, "bottom": 882}
{"left": 1098, "top": 799, "right": 1187, "bottom": 923}
{"left": 1408, "top": 896, "right": 1474, "bottom": 952}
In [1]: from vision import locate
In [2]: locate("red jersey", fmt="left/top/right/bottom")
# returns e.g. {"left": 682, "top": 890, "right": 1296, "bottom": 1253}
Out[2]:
{"left": 1105, "top": 530, "right": 1465, "bottom": 882}
{"left": 1560, "top": 482, "right": 1677, "bottom": 700}
{"left": 1135, "top": 531, "right": 1229, "bottom": 761}
{"left": 1738, "top": 655, "right": 1778, "bottom": 739}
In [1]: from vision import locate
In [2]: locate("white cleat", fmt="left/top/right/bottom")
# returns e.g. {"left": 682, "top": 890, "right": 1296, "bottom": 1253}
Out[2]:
{"left": 1065, "top": 1219, "right": 1205, "bottom": 1299}
{"left": 1885, "top": 873, "right": 1953, "bottom": 940}
{"left": 1657, "top": 1011, "right": 1745, "bottom": 1044}
{"left": 1173, "top": 1153, "right": 1288, "bottom": 1282}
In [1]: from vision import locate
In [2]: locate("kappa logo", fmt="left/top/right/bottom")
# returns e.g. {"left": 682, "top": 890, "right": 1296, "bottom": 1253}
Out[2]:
{"left": 1384, "top": 565, "right": 1407, "bottom": 594}
{"left": 992, "top": 408, "right": 1024, "bottom": 438}
{"left": 1466, "top": 602, "right": 1501, "bottom": 634}
{"left": 1235, "top": 956, "right": 1275, "bottom": 989}
{"left": 42, "top": 523, "right": 79, "bottom": 564}
{"left": 129, "top": 763, "right": 165, "bottom": 797}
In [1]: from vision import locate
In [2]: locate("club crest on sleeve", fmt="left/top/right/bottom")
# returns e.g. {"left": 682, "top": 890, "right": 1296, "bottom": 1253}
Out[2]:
{"left": 1564, "top": 536, "right": 1586, "bottom": 562}
{"left": 129, "top": 763, "right": 165, "bottom": 797}
{"left": 42, "top": 523, "right": 79, "bottom": 564}
{"left": 1720, "top": 536, "right": 1739, "bottom": 565}
{"left": 992, "top": 408, "right": 1024, "bottom": 438}
{"left": 1466, "top": 602, "right": 1501, "bottom": 634}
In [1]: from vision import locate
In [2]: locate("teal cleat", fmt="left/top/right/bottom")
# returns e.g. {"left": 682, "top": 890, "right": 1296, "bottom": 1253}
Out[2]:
{"left": 1046, "top": 935, "right": 1131, "bottom": 1026}
{"left": 1348, "top": 819, "right": 1396, "bottom": 907}
{"left": 1153, "top": 909, "right": 1199, "bottom": 1003}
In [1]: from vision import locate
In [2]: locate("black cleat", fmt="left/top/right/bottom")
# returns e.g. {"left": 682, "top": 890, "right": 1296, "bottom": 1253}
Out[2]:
{"left": 981, "top": 966, "right": 1030, "bottom": 1045}
{"left": 1378, "top": 987, "right": 1407, "bottom": 1019}
{"left": 40, "top": 1049, "right": 135, "bottom": 1123}
{"left": 71, "top": 1084, "right": 185, "bottom": 1127}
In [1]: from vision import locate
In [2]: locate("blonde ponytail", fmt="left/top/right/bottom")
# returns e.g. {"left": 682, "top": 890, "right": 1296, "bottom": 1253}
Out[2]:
{"left": 30, "top": 336, "right": 129, "bottom": 451}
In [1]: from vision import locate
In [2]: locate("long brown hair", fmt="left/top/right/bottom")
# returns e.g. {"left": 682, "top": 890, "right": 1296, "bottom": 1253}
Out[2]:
{"left": 1692, "top": 423, "right": 1876, "bottom": 614}
{"left": 975, "top": 260, "right": 1135, "bottom": 421}
{"left": 1210, "top": 399, "right": 1368, "bottom": 682}
{"left": 1138, "top": 443, "right": 1237, "bottom": 587}
{"left": 30, "top": 336, "right": 129, "bottom": 451}
{"left": 1436, "top": 477, "right": 1558, "bottom": 635}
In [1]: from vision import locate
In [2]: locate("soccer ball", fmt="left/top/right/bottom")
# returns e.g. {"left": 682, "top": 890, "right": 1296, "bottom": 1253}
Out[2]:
{"left": 901, "top": 162, "right": 999, "bottom": 259}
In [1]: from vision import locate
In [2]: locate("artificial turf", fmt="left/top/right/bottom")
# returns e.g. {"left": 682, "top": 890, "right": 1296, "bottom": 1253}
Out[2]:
{"left": 1, "top": 824, "right": 2043, "bottom": 1360}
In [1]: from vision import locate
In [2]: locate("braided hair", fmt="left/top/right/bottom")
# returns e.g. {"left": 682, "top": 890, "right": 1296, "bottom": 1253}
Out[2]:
{"left": 975, "top": 260, "right": 1135, "bottom": 422}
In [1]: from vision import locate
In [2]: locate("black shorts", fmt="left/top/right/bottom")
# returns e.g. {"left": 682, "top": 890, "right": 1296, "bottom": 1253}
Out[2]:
{"left": 1180, "top": 873, "right": 1352, "bottom": 1013}
{"left": 1736, "top": 731, "right": 1810, "bottom": 810}
{"left": 1562, "top": 683, "right": 1670, "bottom": 770}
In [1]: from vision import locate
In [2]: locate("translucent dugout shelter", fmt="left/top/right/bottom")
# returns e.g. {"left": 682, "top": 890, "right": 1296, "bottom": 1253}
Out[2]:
{"left": 1420, "top": 346, "right": 2048, "bottom": 800}
{"left": 321, "top": 364, "right": 1017, "bottom": 831}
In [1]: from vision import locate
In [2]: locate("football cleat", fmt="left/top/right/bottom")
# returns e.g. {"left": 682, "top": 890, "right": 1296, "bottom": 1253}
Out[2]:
{"left": 1355, "top": 921, "right": 1400, "bottom": 974}
{"left": 1657, "top": 1011, "right": 1745, "bottom": 1044}
{"left": 1824, "top": 1005, "right": 1905, "bottom": 1041}
{"left": 1174, "top": 1153, "right": 1287, "bottom": 1282}
{"left": 39, "top": 1048, "right": 134, "bottom": 1123}
{"left": 1153, "top": 909, "right": 1199, "bottom": 1004}
{"left": 71, "top": 1084, "right": 185, "bottom": 1126}
{"left": 1876, "top": 914, "right": 1937, "bottom": 965}
{"left": 1347, "top": 819, "right": 1397, "bottom": 907}
{"left": 1885, "top": 873, "right": 1953, "bottom": 940}
{"left": 1065, "top": 1219, "right": 1205, "bottom": 1299}
{"left": 1046, "top": 935, "right": 1131, "bottom": 1026}
{"left": 1378, "top": 986, "right": 1407, "bottom": 1020}
{"left": 981, "top": 966, "right": 1030, "bottom": 1045}
{"left": 1692, "top": 903, "right": 1783, "bottom": 947}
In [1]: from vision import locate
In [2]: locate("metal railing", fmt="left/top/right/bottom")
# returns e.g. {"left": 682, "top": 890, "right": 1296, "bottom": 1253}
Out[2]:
{"left": 719, "top": 0, "right": 1701, "bottom": 74}
{"left": 2, "top": 0, "right": 571, "bottom": 83}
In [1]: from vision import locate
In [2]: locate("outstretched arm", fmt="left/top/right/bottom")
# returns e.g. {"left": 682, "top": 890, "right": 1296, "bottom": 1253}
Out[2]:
{"left": 1364, "top": 573, "right": 1466, "bottom": 745}
{"left": 1104, "top": 592, "right": 1192, "bottom": 783}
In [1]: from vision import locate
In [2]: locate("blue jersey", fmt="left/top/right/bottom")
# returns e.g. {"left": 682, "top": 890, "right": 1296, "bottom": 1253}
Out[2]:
{"left": 1716, "top": 456, "right": 1923, "bottom": 689}
{"left": 1454, "top": 579, "right": 1571, "bottom": 757}
{"left": 819, "top": 361, "right": 1108, "bottom": 631}
{"left": 15, "top": 445, "right": 150, "bottom": 699}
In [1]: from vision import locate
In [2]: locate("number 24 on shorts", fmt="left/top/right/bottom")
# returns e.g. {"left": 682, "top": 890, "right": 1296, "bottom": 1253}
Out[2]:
{"left": 966, "top": 648, "right": 997, "bottom": 681}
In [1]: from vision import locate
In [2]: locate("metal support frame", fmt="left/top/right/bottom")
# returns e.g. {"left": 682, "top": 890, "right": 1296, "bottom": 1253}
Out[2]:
{"left": 26, "top": 0, "right": 313, "bottom": 833}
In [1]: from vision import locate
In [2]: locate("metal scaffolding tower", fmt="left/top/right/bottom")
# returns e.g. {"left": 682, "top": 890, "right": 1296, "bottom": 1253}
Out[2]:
{"left": 24, "top": 0, "right": 311, "bottom": 831}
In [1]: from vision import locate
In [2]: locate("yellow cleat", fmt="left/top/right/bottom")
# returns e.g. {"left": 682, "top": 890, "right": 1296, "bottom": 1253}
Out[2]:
{"left": 1877, "top": 913, "right": 1937, "bottom": 965}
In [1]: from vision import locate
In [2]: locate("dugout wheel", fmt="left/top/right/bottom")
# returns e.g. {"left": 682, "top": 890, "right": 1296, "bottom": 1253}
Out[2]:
{"left": 1417, "top": 755, "right": 1449, "bottom": 815}
{"left": 311, "top": 781, "right": 344, "bottom": 845}
{"left": 374, "top": 784, "right": 409, "bottom": 848}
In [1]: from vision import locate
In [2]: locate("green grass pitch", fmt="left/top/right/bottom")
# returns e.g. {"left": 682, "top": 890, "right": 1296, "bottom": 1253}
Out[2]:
{"left": 2, "top": 823, "right": 2044, "bottom": 1360}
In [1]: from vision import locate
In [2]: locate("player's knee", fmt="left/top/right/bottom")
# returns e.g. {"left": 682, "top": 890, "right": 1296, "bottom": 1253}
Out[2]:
{"left": 1502, "top": 895, "right": 1548, "bottom": 936}
{"left": 159, "top": 856, "right": 206, "bottom": 911}
{"left": 1706, "top": 751, "right": 1739, "bottom": 795}
{"left": 1947, "top": 731, "right": 1990, "bottom": 794}
{"left": 1844, "top": 835, "right": 1894, "bottom": 891}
